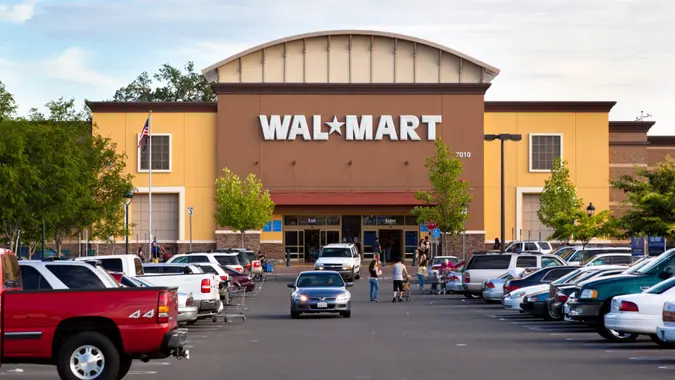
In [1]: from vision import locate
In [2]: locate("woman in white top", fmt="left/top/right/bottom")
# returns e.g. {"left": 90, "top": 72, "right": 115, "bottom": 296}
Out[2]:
{"left": 392, "top": 258, "right": 409, "bottom": 302}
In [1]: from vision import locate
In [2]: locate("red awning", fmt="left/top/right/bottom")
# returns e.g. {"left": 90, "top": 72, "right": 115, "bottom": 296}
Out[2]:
{"left": 270, "top": 191, "right": 425, "bottom": 206}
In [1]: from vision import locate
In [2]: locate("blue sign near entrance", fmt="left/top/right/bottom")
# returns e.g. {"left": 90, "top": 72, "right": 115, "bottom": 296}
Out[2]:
{"left": 630, "top": 237, "right": 645, "bottom": 257}
{"left": 432, "top": 228, "right": 441, "bottom": 239}
{"left": 648, "top": 236, "right": 666, "bottom": 256}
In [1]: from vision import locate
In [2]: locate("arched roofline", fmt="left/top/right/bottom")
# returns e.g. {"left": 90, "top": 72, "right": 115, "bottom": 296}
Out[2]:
{"left": 201, "top": 29, "right": 500, "bottom": 80}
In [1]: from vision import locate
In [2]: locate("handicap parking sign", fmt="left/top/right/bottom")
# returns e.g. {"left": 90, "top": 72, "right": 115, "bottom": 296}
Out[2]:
{"left": 432, "top": 228, "right": 441, "bottom": 239}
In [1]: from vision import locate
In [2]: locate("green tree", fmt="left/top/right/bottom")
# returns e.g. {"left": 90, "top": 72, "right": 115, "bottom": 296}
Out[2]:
{"left": 538, "top": 158, "right": 584, "bottom": 241}
{"left": 26, "top": 97, "right": 91, "bottom": 122}
{"left": 0, "top": 80, "right": 17, "bottom": 121}
{"left": 412, "top": 139, "right": 473, "bottom": 255}
{"left": 0, "top": 119, "right": 42, "bottom": 252}
{"left": 612, "top": 155, "right": 675, "bottom": 239}
{"left": 214, "top": 168, "right": 275, "bottom": 247}
{"left": 553, "top": 209, "right": 618, "bottom": 251}
{"left": 113, "top": 61, "right": 215, "bottom": 102}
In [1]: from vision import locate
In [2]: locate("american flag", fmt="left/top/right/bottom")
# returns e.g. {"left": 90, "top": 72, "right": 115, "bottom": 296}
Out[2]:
{"left": 137, "top": 116, "right": 150, "bottom": 148}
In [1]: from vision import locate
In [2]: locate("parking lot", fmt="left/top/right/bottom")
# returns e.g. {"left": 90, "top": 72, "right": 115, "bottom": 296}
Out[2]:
{"left": 3, "top": 271, "right": 675, "bottom": 379}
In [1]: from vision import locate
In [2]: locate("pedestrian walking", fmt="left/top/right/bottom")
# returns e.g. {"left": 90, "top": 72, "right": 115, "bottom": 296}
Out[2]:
{"left": 385, "top": 238, "right": 393, "bottom": 263}
{"left": 417, "top": 251, "right": 428, "bottom": 290}
{"left": 372, "top": 237, "right": 384, "bottom": 265}
{"left": 151, "top": 237, "right": 159, "bottom": 261}
{"left": 392, "top": 258, "right": 409, "bottom": 302}
{"left": 493, "top": 238, "right": 501, "bottom": 250}
{"left": 369, "top": 256, "right": 382, "bottom": 302}
{"left": 137, "top": 247, "right": 145, "bottom": 263}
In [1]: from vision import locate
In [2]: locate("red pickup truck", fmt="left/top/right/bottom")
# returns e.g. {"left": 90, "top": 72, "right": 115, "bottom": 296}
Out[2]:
{"left": 0, "top": 252, "right": 189, "bottom": 380}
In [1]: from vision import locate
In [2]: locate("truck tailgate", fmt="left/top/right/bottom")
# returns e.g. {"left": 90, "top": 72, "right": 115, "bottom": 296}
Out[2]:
{"left": 138, "top": 273, "right": 220, "bottom": 303}
{"left": 2, "top": 287, "right": 178, "bottom": 358}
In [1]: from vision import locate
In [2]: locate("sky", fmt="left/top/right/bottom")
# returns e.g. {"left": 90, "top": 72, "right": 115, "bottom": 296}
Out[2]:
{"left": 0, "top": 0, "right": 673, "bottom": 135}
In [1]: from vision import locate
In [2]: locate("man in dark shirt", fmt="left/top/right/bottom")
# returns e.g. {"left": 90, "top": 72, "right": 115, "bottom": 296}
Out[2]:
{"left": 372, "top": 237, "right": 383, "bottom": 265}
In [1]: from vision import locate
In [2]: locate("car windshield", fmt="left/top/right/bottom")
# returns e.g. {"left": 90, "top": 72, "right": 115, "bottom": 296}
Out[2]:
{"left": 296, "top": 273, "right": 345, "bottom": 288}
{"left": 551, "top": 269, "right": 583, "bottom": 285}
{"left": 646, "top": 277, "right": 675, "bottom": 294}
{"left": 319, "top": 248, "right": 351, "bottom": 258}
{"left": 215, "top": 255, "right": 239, "bottom": 266}
{"left": 636, "top": 250, "right": 675, "bottom": 275}
{"left": 556, "top": 248, "right": 577, "bottom": 260}
{"left": 624, "top": 258, "right": 651, "bottom": 273}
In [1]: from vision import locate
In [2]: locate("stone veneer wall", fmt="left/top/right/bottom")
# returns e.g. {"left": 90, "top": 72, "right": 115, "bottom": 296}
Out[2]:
{"left": 216, "top": 232, "right": 261, "bottom": 253}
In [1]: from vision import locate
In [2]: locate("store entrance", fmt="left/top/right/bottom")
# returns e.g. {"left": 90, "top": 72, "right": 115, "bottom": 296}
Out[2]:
{"left": 304, "top": 230, "right": 320, "bottom": 263}
{"left": 378, "top": 229, "right": 403, "bottom": 264}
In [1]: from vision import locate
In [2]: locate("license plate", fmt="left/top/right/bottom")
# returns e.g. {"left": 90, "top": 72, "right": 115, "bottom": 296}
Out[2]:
{"left": 317, "top": 302, "right": 328, "bottom": 308}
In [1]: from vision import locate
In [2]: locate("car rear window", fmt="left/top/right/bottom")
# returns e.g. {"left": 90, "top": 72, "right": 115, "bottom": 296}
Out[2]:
{"left": 466, "top": 255, "right": 511, "bottom": 270}
{"left": 215, "top": 255, "right": 239, "bottom": 266}
{"left": 46, "top": 265, "right": 106, "bottom": 289}
{"left": 98, "top": 258, "right": 123, "bottom": 273}
{"left": 237, "top": 252, "right": 250, "bottom": 265}
{"left": 538, "top": 242, "right": 552, "bottom": 250}
{"left": 20, "top": 265, "right": 52, "bottom": 290}
{"left": 199, "top": 265, "right": 218, "bottom": 274}
{"left": 516, "top": 256, "right": 537, "bottom": 268}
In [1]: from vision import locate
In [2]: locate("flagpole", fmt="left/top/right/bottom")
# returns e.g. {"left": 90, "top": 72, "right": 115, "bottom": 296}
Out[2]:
{"left": 148, "top": 111, "right": 153, "bottom": 262}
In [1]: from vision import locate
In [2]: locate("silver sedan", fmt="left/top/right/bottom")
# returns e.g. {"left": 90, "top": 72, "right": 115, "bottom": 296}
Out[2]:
{"left": 288, "top": 271, "right": 353, "bottom": 318}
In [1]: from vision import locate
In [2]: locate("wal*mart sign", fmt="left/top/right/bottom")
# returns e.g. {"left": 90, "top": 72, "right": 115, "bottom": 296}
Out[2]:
{"left": 259, "top": 115, "right": 442, "bottom": 141}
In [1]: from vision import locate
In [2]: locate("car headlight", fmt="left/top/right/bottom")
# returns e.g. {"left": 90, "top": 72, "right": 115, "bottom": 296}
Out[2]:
{"left": 343, "top": 265, "right": 352, "bottom": 270}
{"left": 315, "top": 265, "right": 324, "bottom": 270}
{"left": 336, "top": 292, "right": 351, "bottom": 302}
{"left": 295, "top": 294, "right": 308, "bottom": 302}
{"left": 580, "top": 289, "right": 598, "bottom": 299}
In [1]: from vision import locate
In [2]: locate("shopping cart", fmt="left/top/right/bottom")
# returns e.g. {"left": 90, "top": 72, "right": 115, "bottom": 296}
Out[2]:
{"left": 223, "top": 285, "right": 247, "bottom": 323}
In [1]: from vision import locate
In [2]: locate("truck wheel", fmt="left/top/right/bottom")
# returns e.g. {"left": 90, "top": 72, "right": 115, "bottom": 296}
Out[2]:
{"left": 115, "top": 355, "right": 132, "bottom": 380}
{"left": 57, "top": 331, "right": 120, "bottom": 380}
{"left": 544, "top": 300, "right": 561, "bottom": 321}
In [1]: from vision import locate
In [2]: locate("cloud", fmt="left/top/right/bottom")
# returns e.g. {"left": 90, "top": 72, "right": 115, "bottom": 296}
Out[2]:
{"left": 164, "top": 41, "right": 257, "bottom": 69}
{"left": 0, "top": 0, "right": 37, "bottom": 23}
{"left": 41, "top": 47, "right": 123, "bottom": 89}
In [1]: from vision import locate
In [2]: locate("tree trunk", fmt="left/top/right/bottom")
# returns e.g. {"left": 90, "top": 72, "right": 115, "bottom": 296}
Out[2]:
{"left": 240, "top": 231, "right": 245, "bottom": 248}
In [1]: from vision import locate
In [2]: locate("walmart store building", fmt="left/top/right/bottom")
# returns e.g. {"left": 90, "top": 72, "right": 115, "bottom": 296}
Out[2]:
{"left": 87, "top": 30, "right": 675, "bottom": 260}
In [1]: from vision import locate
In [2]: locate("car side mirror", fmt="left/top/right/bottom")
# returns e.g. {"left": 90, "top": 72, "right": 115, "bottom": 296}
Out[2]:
{"left": 658, "top": 271, "right": 671, "bottom": 280}
{"left": 287, "top": 282, "right": 296, "bottom": 289}
{"left": 345, "top": 282, "right": 354, "bottom": 288}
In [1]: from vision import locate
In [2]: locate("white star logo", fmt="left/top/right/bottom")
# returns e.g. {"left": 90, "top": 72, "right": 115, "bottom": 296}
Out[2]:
{"left": 325, "top": 116, "right": 344, "bottom": 135}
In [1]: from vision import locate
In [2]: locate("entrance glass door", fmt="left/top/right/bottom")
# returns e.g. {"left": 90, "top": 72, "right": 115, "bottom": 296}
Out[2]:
{"left": 321, "top": 230, "right": 340, "bottom": 246}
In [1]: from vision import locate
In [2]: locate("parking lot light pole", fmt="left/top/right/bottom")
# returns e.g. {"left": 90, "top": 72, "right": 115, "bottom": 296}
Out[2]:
{"left": 124, "top": 191, "right": 134, "bottom": 255}
{"left": 484, "top": 134, "right": 522, "bottom": 253}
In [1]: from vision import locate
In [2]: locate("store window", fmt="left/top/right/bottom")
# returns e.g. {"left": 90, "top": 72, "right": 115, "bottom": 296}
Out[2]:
{"left": 138, "top": 134, "right": 171, "bottom": 172}
{"left": 284, "top": 216, "right": 298, "bottom": 225}
{"left": 326, "top": 215, "right": 340, "bottom": 225}
{"left": 405, "top": 231, "right": 418, "bottom": 260}
{"left": 529, "top": 134, "right": 562, "bottom": 172}
{"left": 405, "top": 216, "right": 418, "bottom": 225}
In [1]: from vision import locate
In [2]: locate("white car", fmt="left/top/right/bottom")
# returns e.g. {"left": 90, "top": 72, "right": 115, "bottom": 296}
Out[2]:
{"left": 656, "top": 301, "right": 675, "bottom": 345}
{"left": 314, "top": 243, "right": 362, "bottom": 281}
{"left": 168, "top": 252, "right": 245, "bottom": 273}
{"left": 502, "top": 284, "right": 549, "bottom": 311}
{"left": 604, "top": 277, "right": 675, "bottom": 345}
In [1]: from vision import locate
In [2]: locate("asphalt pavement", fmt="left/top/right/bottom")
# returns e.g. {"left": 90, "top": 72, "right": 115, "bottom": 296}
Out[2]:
{"left": 4, "top": 270, "right": 675, "bottom": 379}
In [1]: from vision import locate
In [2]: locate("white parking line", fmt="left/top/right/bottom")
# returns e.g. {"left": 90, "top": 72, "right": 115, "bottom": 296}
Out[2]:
{"left": 629, "top": 357, "right": 675, "bottom": 361}
{"left": 550, "top": 332, "right": 594, "bottom": 336}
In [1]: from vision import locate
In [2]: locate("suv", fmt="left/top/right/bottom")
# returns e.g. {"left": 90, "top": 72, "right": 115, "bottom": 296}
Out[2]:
{"left": 168, "top": 252, "right": 245, "bottom": 273}
{"left": 462, "top": 253, "right": 566, "bottom": 298}
{"left": 558, "top": 246, "right": 632, "bottom": 266}
{"left": 504, "top": 241, "right": 553, "bottom": 254}
{"left": 314, "top": 243, "right": 362, "bottom": 281}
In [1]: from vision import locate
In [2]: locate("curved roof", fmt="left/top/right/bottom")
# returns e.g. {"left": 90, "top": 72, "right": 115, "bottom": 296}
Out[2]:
{"left": 201, "top": 29, "right": 500, "bottom": 80}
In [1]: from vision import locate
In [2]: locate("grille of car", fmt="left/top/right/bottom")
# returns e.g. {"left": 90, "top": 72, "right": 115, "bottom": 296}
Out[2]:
{"left": 323, "top": 264, "right": 343, "bottom": 269}
{"left": 310, "top": 297, "right": 336, "bottom": 301}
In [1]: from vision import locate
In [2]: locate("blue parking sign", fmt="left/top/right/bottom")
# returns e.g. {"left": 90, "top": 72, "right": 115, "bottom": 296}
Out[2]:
{"left": 432, "top": 228, "right": 441, "bottom": 239}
